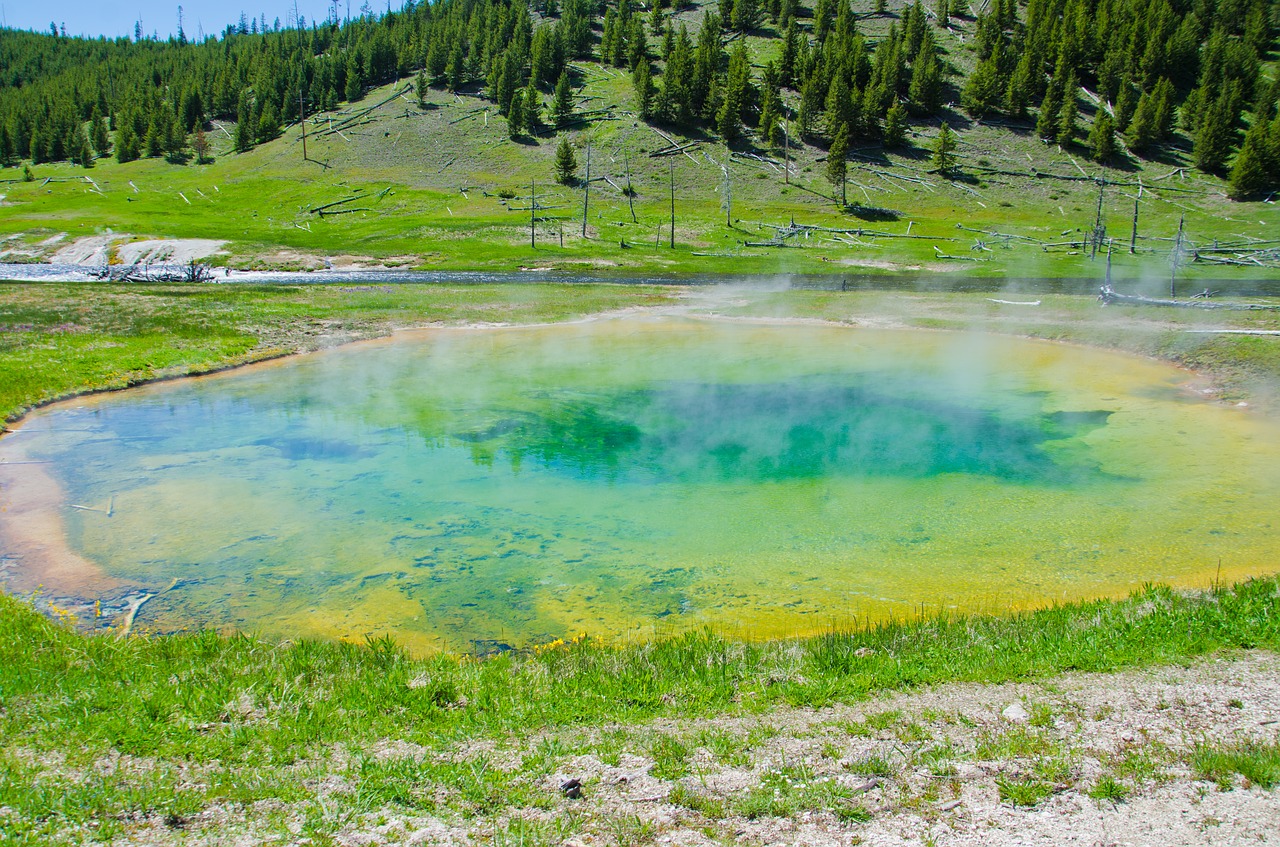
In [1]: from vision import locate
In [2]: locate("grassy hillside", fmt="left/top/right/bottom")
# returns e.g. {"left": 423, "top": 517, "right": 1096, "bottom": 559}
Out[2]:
{"left": 2, "top": 0, "right": 1277, "bottom": 280}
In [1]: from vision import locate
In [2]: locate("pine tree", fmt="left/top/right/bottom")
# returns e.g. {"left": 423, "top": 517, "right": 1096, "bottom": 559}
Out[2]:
{"left": 883, "top": 99, "right": 908, "bottom": 147}
{"left": 257, "top": 101, "right": 281, "bottom": 144}
{"left": 780, "top": 0, "right": 797, "bottom": 27}
{"left": 1089, "top": 112, "right": 1116, "bottom": 163}
{"left": 446, "top": 43, "right": 465, "bottom": 92}
{"left": 1228, "top": 120, "right": 1273, "bottom": 200}
{"left": 25, "top": 126, "right": 43, "bottom": 164}
{"left": 345, "top": 54, "right": 365, "bottom": 102}
{"left": 690, "top": 11, "right": 723, "bottom": 120}
{"left": 1036, "top": 87, "right": 1061, "bottom": 140}
{"left": 933, "top": 121, "right": 956, "bottom": 175}
{"left": 907, "top": 47, "right": 943, "bottom": 116}
{"left": 601, "top": 8, "right": 618, "bottom": 67}
{"left": 523, "top": 82, "right": 542, "bottom": 136}
{"left": 908, "top": 0, "right": 931, "bottom": 59}
{"left": 161, "top": 110, "right": 185, "bottom": 160}
{"left": 179, "top": 88, "right": 202, "bottom": 130}
{"left": 1114, "top": 78, "right": 1138, "bottom": 132}
{"left": 1150, "top": 78, "right": 1175, "bottom": 141}
{"left": 1056, "top": 80, "right": 1079, "bottom": 147}
{"left": 962, "top": 57, "right": 1003, "bottom": 118}
{"left": 554, "top": 135, "right": 578, "bottom": 184}
{"left": 115, "top": 124, "right": 139, "bottom": 163}
{"left": 192, "top": 126, "right": 211, "bottom": 164}
{"left": 1005, "top": 53, "right": 1032, "bottom": 119}
{"left": 1193, "top": 93, "right": 1236, "bottom": 174}
{"left": 507, "top": 93, "right": 524, "bottom": 141}
{"left": 145, "top": 116, "right": 163, "bottom": 158}
{"left": 235, "top": 93, "right": 255, "bottom": 153}
{"left": 73, "top": 125, "right": 92, "bottom": 167}
{"left": 89, "top": 109, "right": 110, "bottom": 156}
{"left": 825, "top": 73, "right": 853, "bottom": 140}
{"left": 553, "top": 71, "right": 574, "bottom": 127}
{"left": 634, "top": 61, "right": 655, "bottom": 120}
{"left": 1126, "top": 91, "right": 1159, "bottom": 153}
{"left": 758, "top": 86, "right": 781, "bottom": 147}
{"left": 416, "top": 68, "right": 429, "bottom": 107}
{"left": 732, "top": 0, "right": 762, "bottom": 33}
{"left": 779, "top": 20, "right": 799, "bottom": 88}
{"left": 627, "top": 16, "right": 647, "bottom": 71}
{"left": 814, "top": 0, "right": 835, "bottom": 42}
{"left": 827, "top": 122, "right": 849, "bottom": 206}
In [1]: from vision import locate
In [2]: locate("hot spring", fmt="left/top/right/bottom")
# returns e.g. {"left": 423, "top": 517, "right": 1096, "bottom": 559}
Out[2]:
{"left": 3, "top": 316, "right": 1278, "bottom": 653}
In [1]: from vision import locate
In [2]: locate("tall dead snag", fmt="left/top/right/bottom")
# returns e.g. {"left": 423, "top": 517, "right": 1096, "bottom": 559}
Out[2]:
{"left": 668, "top": 160, "right": 676, "bottom": 249}
{"left": 1130, "top": 183, "right": 1142, "bottom": 254}
{"left": 623, "top": 150, "right": 637, "bottom": 223}
{"left": 581, "top": 142, "right": 591, "bottom": 238}
{"left": 1170, "top": 214, "right": 1186, "bottom": 297}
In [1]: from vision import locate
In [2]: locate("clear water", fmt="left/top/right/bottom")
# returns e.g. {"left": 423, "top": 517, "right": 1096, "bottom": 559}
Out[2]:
{"left": 6, "top": 317, "right": 1279, "bottom": 652}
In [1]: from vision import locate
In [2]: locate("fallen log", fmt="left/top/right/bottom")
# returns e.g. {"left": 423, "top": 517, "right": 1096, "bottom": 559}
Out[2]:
{"left": 1094, "top": 284, "right": 1280, "bottom": 309}
{"left": 309, "top": 193, "right": 367, "bottom": 214}
{"left": 934, "top": 246, "right": 986, "bottom": 261}
{"left": 649, "top": 141, "right": 699, "bottom": 157}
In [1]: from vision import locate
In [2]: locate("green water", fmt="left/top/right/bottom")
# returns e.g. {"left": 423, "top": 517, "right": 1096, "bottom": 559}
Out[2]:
{"left": 7, "top": 317, "right": 1280, "bottom": 652}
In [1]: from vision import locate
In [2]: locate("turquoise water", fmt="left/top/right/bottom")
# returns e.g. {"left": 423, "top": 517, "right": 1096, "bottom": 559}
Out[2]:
{"left": 6, "top": 317, "right": 1279, "bottom": 652}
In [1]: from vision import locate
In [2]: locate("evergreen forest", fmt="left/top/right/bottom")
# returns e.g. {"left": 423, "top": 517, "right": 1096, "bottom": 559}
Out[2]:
{"left": 0, "top": 0, "right": 1278, "bottom": 199}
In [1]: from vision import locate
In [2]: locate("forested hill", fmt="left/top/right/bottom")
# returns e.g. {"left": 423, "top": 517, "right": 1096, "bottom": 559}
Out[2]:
{"left": 1, "top": 0, "right": 1278, "bottom": 199}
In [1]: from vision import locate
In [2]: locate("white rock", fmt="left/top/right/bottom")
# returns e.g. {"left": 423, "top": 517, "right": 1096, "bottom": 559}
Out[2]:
{"left": 1002, "top": 703, "right": 1030, "bottom": 722}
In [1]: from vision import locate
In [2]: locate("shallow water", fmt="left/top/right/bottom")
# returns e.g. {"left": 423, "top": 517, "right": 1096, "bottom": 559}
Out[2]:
{"left": 6, "top": 317, "right": 1279, "bottom": 652}
{"left": 5, "top": 264, "right": 1280, "bottom": 297}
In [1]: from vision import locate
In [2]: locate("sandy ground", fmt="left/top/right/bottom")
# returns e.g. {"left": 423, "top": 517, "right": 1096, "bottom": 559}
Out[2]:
{"left": 69, "top": 650, "right": 1280, "bottom": 846}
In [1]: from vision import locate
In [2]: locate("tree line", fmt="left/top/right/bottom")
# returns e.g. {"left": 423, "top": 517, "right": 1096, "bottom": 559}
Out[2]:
{"left": 0, "top": 0, "right": 1277, "bottom": 199}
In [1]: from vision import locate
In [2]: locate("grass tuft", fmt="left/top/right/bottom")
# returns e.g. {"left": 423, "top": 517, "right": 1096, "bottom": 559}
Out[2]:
{"left": 1087, "top": 775, "right": 1131, "bottom": 804}
{"left": 995, "top": 775, "right": 1054, "bottom": 807}
{"left": 1191, "top": 741, "right": 1280, "bottom": 790}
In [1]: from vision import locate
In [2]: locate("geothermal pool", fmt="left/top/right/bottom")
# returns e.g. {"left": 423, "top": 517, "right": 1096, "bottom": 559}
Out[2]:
{"left": 4, "top": 317, "right": 1279, "bottom": 652}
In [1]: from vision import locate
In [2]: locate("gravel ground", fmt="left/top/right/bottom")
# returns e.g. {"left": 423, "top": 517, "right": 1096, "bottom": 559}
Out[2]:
{"left": 92, "top": 651, "right": 1280, "bottom": 846}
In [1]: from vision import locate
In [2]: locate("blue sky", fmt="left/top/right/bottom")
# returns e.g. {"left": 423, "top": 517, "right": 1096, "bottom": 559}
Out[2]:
{"left": 2, "top": 0, "right": 395, "bottom": 39}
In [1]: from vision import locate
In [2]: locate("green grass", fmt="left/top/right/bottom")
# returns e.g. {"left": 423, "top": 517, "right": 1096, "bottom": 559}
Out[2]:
{"left": 2, "top": 577, "right": 1279, "bottom": 841}
{"left": 844, "top": 754, "right": 896, "bottom": 778}
{"left": 648, "top": 735, "right": 691, "bottom": 780}
{"left": 1087, "top": 775, "right": 1131, "bottom": 804}
{"left": 5, "top": 580, "right": 1280, "bottom": 755}
{"left": 995, "top": 775, "right": 1055, "bottom": 807}
{"left": 732, "top": 764, "right": 867, "bottom": 821}
{"left": 1192, "top": 741, "right": 1280, "bottom": 790}
{"left": 667, "top": 784, "right": 727, "bottom": 819}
